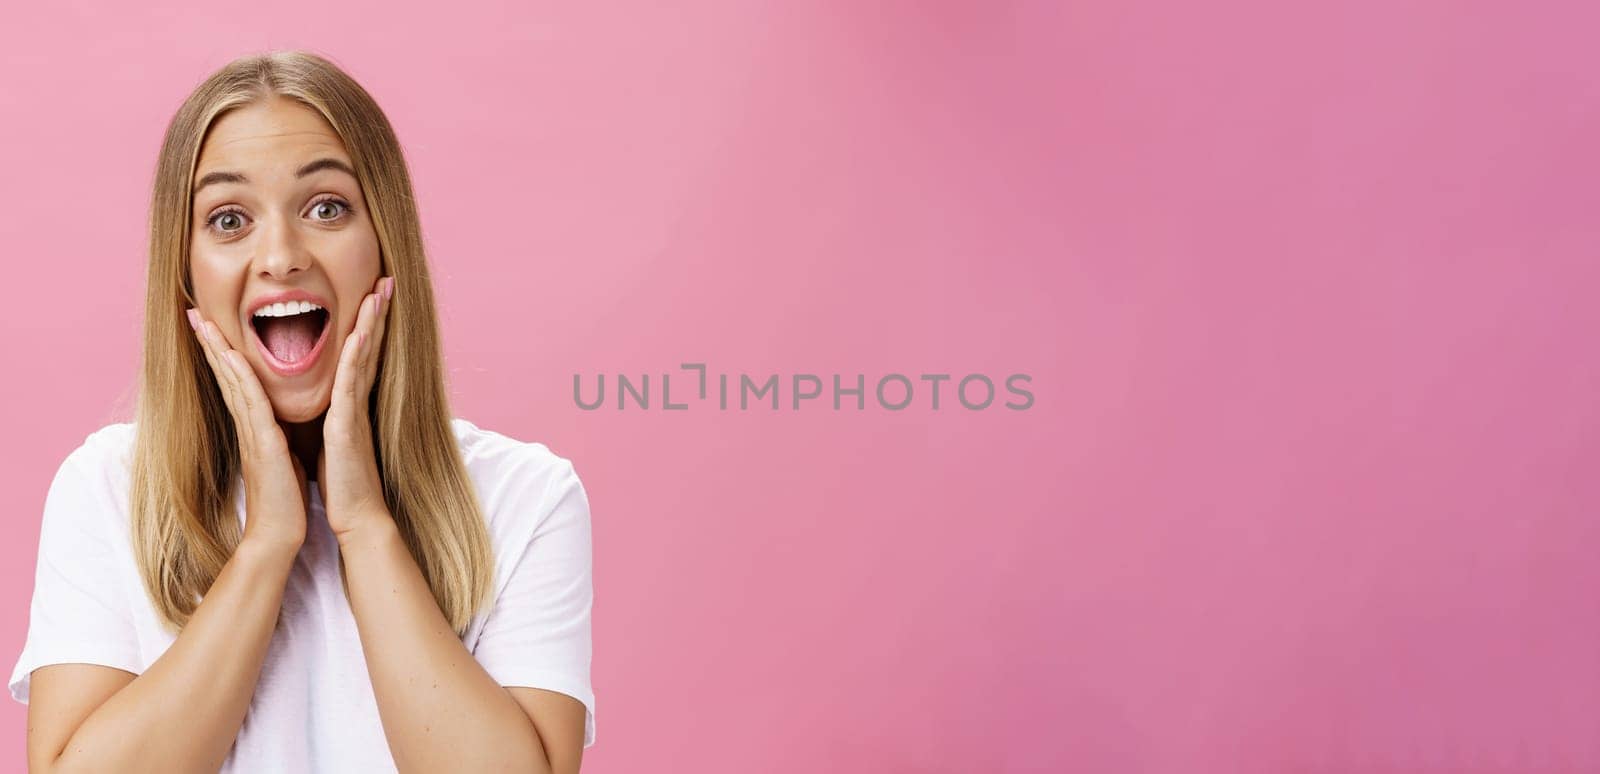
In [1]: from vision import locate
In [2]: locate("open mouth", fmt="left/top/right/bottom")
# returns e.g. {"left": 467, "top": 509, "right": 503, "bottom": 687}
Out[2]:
{"left": 250, "top": 301, "right": 332, "bottom": 376}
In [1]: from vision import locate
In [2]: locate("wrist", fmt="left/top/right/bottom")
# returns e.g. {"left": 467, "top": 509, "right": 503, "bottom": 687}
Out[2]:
{"left": 234, "top": 534, "right": 301, "bottom": 574}
{"left": 241, "top": 523, "right": 304, "bottom": 555}
{"left": 334, "top": 509, "right": 400, "bottom": 554}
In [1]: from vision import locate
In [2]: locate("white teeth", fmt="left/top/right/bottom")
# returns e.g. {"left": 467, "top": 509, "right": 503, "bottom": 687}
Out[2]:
{"left": 253, "top": 300, "right": 325, "bottom": 318}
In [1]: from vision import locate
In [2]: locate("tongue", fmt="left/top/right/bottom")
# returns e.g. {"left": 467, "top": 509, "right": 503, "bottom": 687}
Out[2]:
{"left": 258, "top": 314, "right": 322, "bottom": 363}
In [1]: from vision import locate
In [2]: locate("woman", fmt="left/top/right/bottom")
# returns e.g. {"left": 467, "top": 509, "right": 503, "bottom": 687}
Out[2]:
{"left": 7, "top": 51, "right": 594, "bottom": 773}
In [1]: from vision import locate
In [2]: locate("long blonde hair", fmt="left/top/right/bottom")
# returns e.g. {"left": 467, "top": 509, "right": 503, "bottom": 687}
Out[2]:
{"left": 130, "top": 50, "right": 494, "bottom": 636}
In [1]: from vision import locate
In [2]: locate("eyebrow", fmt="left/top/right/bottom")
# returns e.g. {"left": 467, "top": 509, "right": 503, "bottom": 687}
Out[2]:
{"left": 193, "top": 157, "right": 359, "bottom": 195}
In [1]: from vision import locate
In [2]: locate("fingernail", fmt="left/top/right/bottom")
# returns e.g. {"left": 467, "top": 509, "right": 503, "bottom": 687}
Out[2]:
{"left": 384, "top": 277, "right": 395, "bottom": 301}
{"left": 186, "top": 308, "right": 199, "bottom": 330}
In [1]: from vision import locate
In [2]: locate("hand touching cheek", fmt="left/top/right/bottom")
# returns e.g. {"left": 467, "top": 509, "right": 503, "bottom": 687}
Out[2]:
{"left": 319, "top": 275, "right": 395, "bottom": 543}
{"left": 187, "top": 308, "right": 311, "bottom": 554}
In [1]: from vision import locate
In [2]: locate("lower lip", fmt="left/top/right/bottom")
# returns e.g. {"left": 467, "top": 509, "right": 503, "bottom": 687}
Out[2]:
{"left": 248, "top": 314, "right": 332, "bottom": 377}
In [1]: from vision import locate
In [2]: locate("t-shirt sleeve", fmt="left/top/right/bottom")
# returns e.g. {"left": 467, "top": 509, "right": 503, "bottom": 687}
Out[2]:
{"left": 472, "top": 454, "right": 597, "bottom": 749}
{"left": 9, "top": 446, "right": 143, "bottom": 704}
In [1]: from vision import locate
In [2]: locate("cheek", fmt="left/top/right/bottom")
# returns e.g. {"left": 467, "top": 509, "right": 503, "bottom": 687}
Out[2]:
{"left": 187, "top": 252, "right": 248, "bottom": 337}
{"left": 337, "top": 227, "right": 383, "bottom": 276}
{"left": 189, "top": 254, "right": 241, "bottom": 304}
{"left": 327, "top": 233, "right": 384, "bottom": 327}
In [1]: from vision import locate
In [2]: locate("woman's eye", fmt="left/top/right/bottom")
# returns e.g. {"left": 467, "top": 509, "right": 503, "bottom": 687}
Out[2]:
{"left": 208, "top": 210, "right": 246, "bottom": 233}
{"left": 311, "top": 199, "right": 349, "bottom": 221}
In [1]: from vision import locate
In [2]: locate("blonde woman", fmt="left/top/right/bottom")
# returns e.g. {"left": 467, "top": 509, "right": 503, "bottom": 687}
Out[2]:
{"left": 7, "top": 51, "right": 594, "bottom": 773}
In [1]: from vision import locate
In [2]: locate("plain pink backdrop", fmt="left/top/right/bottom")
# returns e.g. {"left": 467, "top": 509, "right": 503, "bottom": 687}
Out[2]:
{"left": 2, "top": 1, "right": 1597, "bottom": 772}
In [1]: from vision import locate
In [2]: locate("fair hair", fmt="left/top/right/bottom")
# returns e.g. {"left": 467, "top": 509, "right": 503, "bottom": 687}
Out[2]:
{"left": 130, "top": 50, "right": 494, "bottom": 636}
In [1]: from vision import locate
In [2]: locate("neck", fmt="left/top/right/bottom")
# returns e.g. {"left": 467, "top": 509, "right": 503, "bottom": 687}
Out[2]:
{"left": 281, "top": 414, "right": 326, "bottom": 483}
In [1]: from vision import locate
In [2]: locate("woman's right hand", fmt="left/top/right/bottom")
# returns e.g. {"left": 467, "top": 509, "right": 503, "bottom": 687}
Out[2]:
{"left": 188, "top": 308, "right": 308, "bottom": 555}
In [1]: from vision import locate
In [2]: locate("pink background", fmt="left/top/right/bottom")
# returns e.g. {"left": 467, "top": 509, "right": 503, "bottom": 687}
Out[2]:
{"left": 2, "top": 1, "right": 1597, "bottom": 771}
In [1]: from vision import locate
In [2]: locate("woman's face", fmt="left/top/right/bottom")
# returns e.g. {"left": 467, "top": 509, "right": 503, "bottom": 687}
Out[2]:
{"left": 189, "top": 96, "right": 381, "bottom": 424}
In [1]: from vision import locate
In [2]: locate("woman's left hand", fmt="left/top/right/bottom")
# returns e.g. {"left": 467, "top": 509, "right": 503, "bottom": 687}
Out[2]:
{"left": 321, "top": 274, "right": 395, "bottom": 543}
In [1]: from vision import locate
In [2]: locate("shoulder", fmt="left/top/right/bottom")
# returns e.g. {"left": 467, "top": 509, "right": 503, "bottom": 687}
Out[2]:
{"left": 61, "top": 422, "right": 137, "bottom": 469}
{"left": 449, "top": 418, "right": 588, "bottom": 535}
{"left": 38, "top": 422, "right": 137, "bottom": 544}
{"left": 450, "top": 417, "right": 580, "bottom": 491}
{"left": 51, "top": 422, "right": 138, "bottom": 498}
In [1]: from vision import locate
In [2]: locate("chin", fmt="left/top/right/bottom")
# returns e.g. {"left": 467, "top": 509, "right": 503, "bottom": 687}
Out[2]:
{"left": 266, "top": 385, "right": 332, "bottom": 424}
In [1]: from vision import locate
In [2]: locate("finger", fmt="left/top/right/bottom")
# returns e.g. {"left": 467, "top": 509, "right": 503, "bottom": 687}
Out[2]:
{"left": 202, "top": 322, "right": 241, "bottom": 396}
{"left": 203, "top": 320, "right": 271, "bottom": 427}
{"left": 188, "top": 310, "right": 228, "bottom": 393}
{"left": 190, "top": 313, "right": 245, "bottom": 429}
{"left": 364, "top": 276, "right": 392, "bottom": 380}
{"left": 200, "top": 320, "right": 276, "bottom": 455}
{"left": 346, "top": 290, "right": 381, "bottom": 399}
{"left": 359, "top": 291, "right": 383, "bottom": 384}
{"left": 331, "top": 309, "right": 367, "bottom": 412}
{"left": 203, "top": 322, "right": 253, "bottom": 443}
{"left": 222, "top": 348, "right": 278, "bottom": 436}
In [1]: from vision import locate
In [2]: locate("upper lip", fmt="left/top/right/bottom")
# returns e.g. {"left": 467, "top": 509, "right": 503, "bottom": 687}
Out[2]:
{"left": 247, "top": 289, "right": 331, "bottom": 316}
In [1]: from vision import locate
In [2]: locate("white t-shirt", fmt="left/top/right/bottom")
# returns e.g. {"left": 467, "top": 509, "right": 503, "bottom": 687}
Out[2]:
{"left": 8, "top": 418, "right": 596, "bottom": 771}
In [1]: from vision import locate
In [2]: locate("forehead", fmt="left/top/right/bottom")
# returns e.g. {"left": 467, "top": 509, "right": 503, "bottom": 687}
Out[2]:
{"left": 195, "top": 97, "right": 350, "bottom": 175}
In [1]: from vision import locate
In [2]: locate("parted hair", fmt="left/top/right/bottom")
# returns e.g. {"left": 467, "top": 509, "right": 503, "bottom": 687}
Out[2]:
{"left": 129, "top": 50, "right": 495, "bottom": 636}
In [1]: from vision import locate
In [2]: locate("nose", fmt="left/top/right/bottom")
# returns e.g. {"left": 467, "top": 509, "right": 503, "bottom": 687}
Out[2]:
{"left": 252, "top": 211, "right": 313, "bottom": 279}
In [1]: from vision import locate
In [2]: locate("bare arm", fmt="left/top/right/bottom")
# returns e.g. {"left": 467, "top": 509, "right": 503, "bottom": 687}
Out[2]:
{"left": 338, "top": 521, "right": 585, "bottom": 774}
{"left": 316, "top": 279, "right": 586, "bottom": 771}
{"left": 27, "top": 538, "right": 298, "bottom": 774}
{"left": 30, "top": 299, "right": 313, "bottom": 773}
